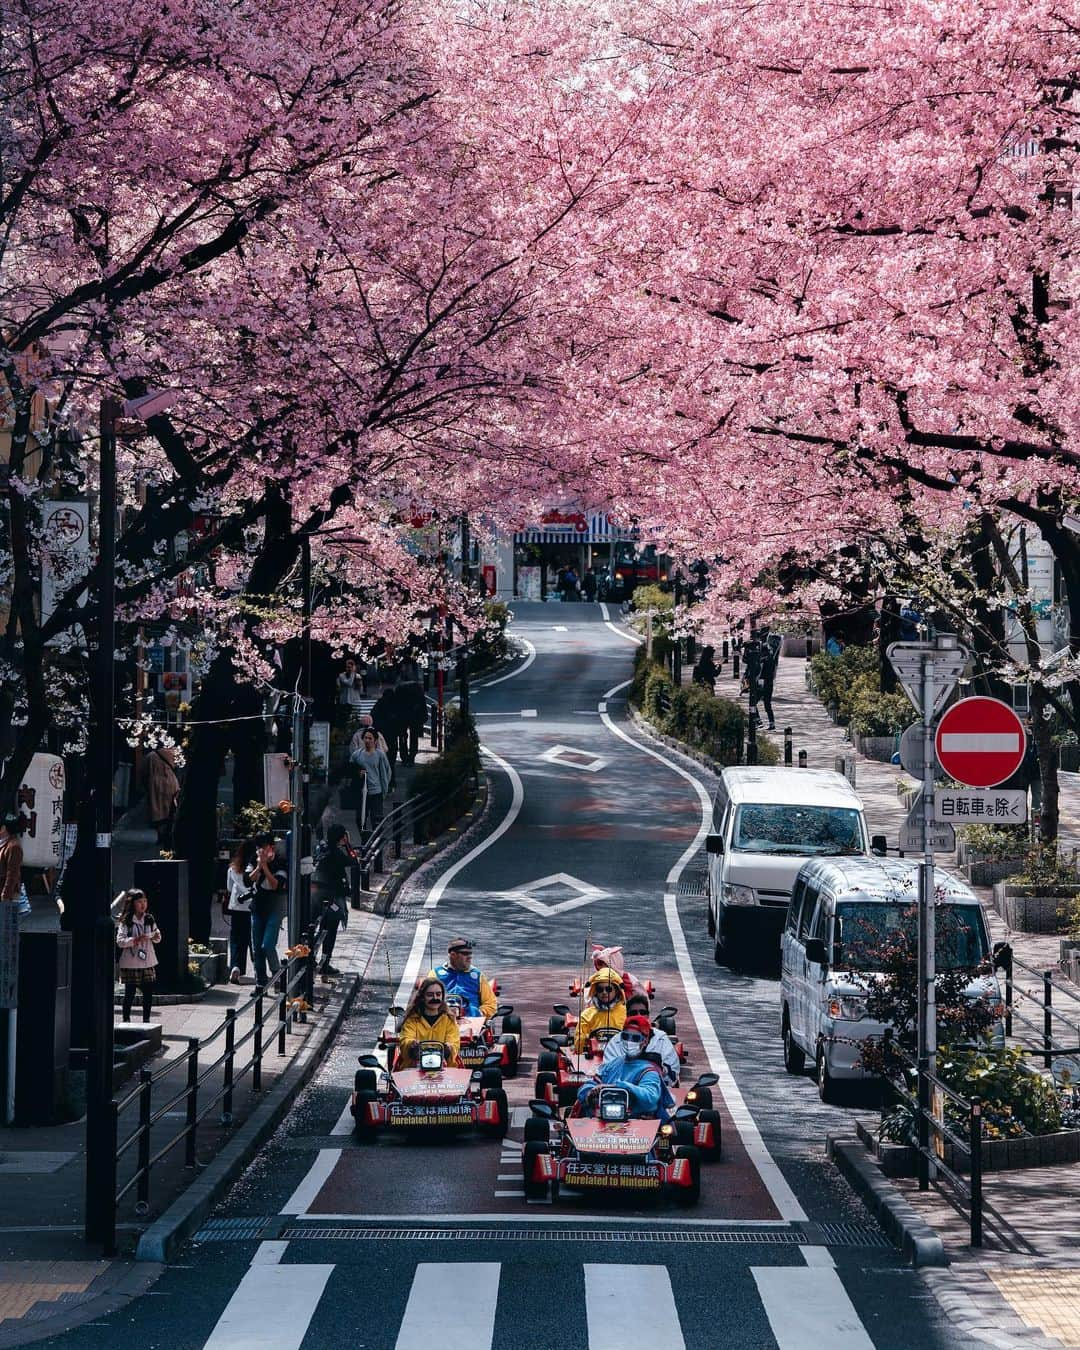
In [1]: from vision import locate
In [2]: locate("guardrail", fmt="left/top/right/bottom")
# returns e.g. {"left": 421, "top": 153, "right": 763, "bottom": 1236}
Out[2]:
{"left": 881, "top": 1036, "right": 985, "bottom": 1246}
{"left": 996, "top": 943, "right": 1080, "bottom": 1068}
{"left": 102, "top": 947, "right": 315, "bottom": 1255}
{"left": 351, "top": 771, "right": 477, "bottom": 893}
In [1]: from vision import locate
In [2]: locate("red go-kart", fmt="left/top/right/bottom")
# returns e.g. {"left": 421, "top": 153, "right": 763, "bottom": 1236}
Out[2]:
{"left": 547, "top": 1000, "right": 689, "bottom": 1068}
{"left": 350, "top": 1043, "right": 508, "bottom": 1141}
{"left": 522, "top": 1085, "right": 708, "bottom": 1205}
{"left": 379, "top": 999, "right": 522, "bottom": 1079}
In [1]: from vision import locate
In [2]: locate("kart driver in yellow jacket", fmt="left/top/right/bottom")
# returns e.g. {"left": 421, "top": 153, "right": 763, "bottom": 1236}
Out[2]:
{"left": 574, "top": 966, "right": 626, "bottom": 1052}
{"left": 395, "top": 977, "right": 462, "bottom": 1068}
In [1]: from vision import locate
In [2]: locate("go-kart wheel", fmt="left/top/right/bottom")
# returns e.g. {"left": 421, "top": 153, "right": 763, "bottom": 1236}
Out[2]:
{"left": 480, "top": 1067, "right": 503, "bottom": 1092}
{"left": 697, "top": 1109, "right": 722, "bottom": 1161}
{"left": 497, "top": 1033, "right": 519, "bottom": 1078}
{"left": 557, "top": 1081, "right": 579, "bottom": 1109}
{"left": 548, "top": 1014, "right": 568, "bottom": 1034}
{"left": 352, "top": 1090, "right": 378, "bottom": 1143}
{"left": 673, "top": 1144, "right": 701, "bottom": 1206}
{"left": 523, "top": 1116, "right": 550, "bottom": 1143}
{"left": 354, "top": 1068, "right": 378, "bottom": 1094}
{"left": 535, "top": 1071, "right": 557, "bottom": 1101}
{"left": 522, "top": 1140, "right": 551, "bottom": 1200}
{"left": 687, "top": 1085, "right": 713, "bottom": 1110}
{"left": 674, "top": 1118, "right": 695, "bottom": 1147}
{"left": 502, "top": 1013, "right": 522, "bottom": 1036}
{"left": 482, "top": 1088, "right": 509, "bottom": 1139}
{"left": 537, "top": 1050, "right": 560, "bottom": 1074}
{"left": 656, "top": 1014, "right": 677, "bottom": 1037}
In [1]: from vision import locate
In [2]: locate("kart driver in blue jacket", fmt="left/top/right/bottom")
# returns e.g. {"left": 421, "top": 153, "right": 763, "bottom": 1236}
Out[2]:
{"left": 577, "top": 1016, "right": 675, "bottom": 1121}
{"left": 429, "top": 937, "right": 497, "bottom": 1018}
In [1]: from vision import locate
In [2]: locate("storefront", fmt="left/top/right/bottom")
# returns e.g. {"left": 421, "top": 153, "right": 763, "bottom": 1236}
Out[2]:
{"left": 512, "top": 510, "right": 633, "bottom": 599}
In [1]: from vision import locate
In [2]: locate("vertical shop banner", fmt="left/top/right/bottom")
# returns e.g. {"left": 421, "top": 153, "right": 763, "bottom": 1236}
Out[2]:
{"left": 40, "top": 501, "right": 90, "bottom": 644}
{"left": 18, "top": 753, "right": 65, "bottom": 869}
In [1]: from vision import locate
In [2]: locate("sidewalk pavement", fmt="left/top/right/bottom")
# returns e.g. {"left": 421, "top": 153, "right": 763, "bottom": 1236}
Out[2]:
{"left": 702, "top": 646, "right": 1080, "bottom": 1349}
{"left": 0, "top": 705, "right": 459, "bottom": 1347}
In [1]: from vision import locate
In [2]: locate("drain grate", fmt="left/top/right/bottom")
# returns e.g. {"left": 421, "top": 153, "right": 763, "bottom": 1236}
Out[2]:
{"left": 676, "top": 872, "right": 708, "bottom": 898}
{"left": 280, "top": 1225, "right": 808, "bottom": 1244}
{"left": 194, "top": 1217, "right": 271, "bottom": 1242}
{"left": 817, "top": 1221, "right": 891, "bottom": 1249}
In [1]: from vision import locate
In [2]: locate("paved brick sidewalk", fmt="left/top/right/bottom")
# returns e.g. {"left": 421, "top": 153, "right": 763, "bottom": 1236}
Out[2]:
{"left": 698, "top": 648, "right": 1080, "bottom": 1349}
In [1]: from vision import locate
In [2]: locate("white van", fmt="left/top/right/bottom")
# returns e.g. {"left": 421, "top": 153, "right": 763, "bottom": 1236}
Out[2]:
{"left": 779, "top": 856, "right": 1002, "bottom": 1102}
{"left": 704, "top": 767, "right": 881, "bottom": 965}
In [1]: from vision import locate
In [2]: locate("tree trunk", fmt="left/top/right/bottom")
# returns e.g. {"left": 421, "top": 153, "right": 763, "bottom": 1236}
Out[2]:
{"left": 1029, "top": 686, "right": 1060, "bottom": 846}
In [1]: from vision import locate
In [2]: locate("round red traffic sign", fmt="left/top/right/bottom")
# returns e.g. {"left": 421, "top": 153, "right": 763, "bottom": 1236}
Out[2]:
{"left": 935, "top": 697, "right": 1026, "bottom": 788}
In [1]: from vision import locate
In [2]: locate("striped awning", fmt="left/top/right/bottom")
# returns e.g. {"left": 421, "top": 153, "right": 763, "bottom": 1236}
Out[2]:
{"left": 514, "top": 512, "right": 634, "bottom": 545}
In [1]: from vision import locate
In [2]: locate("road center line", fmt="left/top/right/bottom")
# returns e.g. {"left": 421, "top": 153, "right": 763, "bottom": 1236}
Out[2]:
{"left": 473, "top": 637, "right": 536, "bottom": 688}
{"left": 598, "top": 681, "right": 807, "bottom": 1223}
{"left": 281, "top": 1148, "right": 341, "bottom": 1216}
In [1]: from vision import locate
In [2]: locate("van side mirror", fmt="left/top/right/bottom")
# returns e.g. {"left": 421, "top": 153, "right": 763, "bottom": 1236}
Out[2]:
{"left": 804, "top": 938, "right": 828, "bottom": 967}
{"left": 705, "top": 834, "right": 724, "bottom": 856}
{"left": 870, "top": 835, "right": 887, "bottom": 857}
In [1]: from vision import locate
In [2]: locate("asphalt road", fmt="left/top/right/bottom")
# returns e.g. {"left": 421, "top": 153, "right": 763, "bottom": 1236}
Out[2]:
{"left": 43, "top": 603, "right": 976, "bottom": 1349}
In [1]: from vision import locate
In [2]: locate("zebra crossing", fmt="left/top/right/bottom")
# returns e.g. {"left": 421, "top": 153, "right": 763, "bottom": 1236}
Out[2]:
{"left": 201, "top": 1252, "right": 877, "bottom": 1349}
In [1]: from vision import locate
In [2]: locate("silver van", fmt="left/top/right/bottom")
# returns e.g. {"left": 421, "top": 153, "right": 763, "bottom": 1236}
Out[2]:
{"left": 705, "top": 767, "right": 881, "bottom": 966}
{"left": 779, "top": 856, "right": 1002, "bottom": 1102}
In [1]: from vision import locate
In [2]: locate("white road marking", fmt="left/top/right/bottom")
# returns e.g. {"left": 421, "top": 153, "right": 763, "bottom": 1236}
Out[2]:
{"left": 538, "top": 743, "right": 606, "bottom": 773}
{"left": 753, "top": 1266, "right": 875, "bottom": 1349}
{"left": 604, "top": 621, "right": 643, "bottom": 646}
{"left": 501, "top": 871, "right": 609, "bottom": 917}
{"left": 496, "top": 1173, "right": 521, "bottom": 1180}
{"left": 282, "top": 1211, "right": 799, "bottom": 1226}
{"left": 510, "top": 1106, "right": 530, "bottom": 1127}
{"left": 520, "top": 708, "right": 538, "bottom": 718}
{"left": 801, "top": 1245, "right": 836, "bottom": 1268}
{"left": 252, "top": 1241, "right": 288, "bottom": 1265}
{"left": 553, "top": 624, "right": 569, "bottom": 631}
{"left": 598, "top": 680, "right": 807, "bottom": 1223}
{"left": 330, "top": 1100, "right": 355, "bottom": 1135}
{"left": 599, "top": 603, "right": 611, "bottom": 620}
{"left": 424, "top": 748, "right": 523, "bottom": 910}
{"left": 281, "top": 1148, "right": 340, "bottom": 1215}
{"left": 202, "top": 1262, "right": 334, "bottom": 1350}
{"left": 598, "top": 701, "right": 607, "bottom": 713}
{"left": 395, "top": 1263, "right": 500, "bottom": 1350}
{"left": 584, "top": 1265, "right": 685, "bottom": 1350}
{"left": 493, "top": 1189, "right": 524, "bottom": 1197}
{"left": 473, "top": 638, "right": 537, "bottom": 688}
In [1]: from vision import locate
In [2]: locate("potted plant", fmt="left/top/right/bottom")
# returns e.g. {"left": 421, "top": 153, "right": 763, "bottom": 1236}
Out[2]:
{"left": 993, "top": 846, "right": 1080, "bottom": 934}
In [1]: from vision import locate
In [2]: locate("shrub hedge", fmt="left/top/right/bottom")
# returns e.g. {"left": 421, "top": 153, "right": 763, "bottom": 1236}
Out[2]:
{"left": 630, "top": 650, "right": 745, "bottom": 765}
{"left": 409, "top": 707, "right": 481, "bottom": 838}
{"left": 810, "top": 644, "right": 913, "bottom": 737}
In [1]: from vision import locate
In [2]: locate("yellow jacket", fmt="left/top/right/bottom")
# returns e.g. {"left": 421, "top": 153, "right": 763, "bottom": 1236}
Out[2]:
{"left": 396, "top": 1011, "right": 461, "bottom": 1068}
{"left": 574, "top": 1002, "right": 626, "bottom": 1052}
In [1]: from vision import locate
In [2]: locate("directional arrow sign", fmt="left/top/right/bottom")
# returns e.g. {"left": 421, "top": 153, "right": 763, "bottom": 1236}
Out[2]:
{"left": 887, "top": 642, "right": 969, "bottom": 717}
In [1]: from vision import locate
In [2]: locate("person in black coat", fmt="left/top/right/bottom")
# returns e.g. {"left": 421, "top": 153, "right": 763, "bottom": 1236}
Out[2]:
{"left": 371, "top": 682, "right": 402, "bottom": 772}
{"left": 691, "top": 645, "right": 719, "bottom": 693}
{"left": 395, "top": 666, "right": 427, "bottom": 766}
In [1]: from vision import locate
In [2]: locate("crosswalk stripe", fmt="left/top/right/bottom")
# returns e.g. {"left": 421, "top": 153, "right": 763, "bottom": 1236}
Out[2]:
{"left": 584, "top": 1265, "right": 685, "bottom": 1350}
{"left": 395, "top": 1263, "right": 500, "bottom": 1350}
{"left": 203, "top": 1263, "right": 334, "bottom": 1349}
{"left": 752, "top": 1266, "right": 875, "bottom": 1349}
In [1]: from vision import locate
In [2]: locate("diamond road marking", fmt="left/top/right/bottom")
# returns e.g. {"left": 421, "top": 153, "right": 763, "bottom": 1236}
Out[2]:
{"left": 538, "top": 744, "right": 606, "bottom": 773}
{"left": 502, "top": 871, "right": 610, "bottom": 917}
{"left": 553, "top": 625, "right": 569, "bottom": 631}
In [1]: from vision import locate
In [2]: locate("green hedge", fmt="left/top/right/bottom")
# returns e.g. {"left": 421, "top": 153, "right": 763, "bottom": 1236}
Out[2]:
{"left": 409, "top": 707, "right": 480, "bottom": 838}
{"left": 810, "top": 644, "right": 912, "bottom": 736}
{"left": 630, "top": 650, "right": 745, "bottom": 765}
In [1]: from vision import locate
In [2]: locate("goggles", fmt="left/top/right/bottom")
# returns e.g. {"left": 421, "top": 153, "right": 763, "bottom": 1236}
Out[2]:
{"left": 620, "top": 1031, "right": 647, "bottom": 1046}
{"left": 448, "top": 944, "right": 473, "bottom": 954}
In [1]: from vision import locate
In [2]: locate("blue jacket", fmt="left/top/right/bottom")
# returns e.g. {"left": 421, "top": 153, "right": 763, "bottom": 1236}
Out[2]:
{"left": 433, "top": 963, "right": 485, "bottom": 1015}
{"left": 577, "top": 1055, "right": 675, "bottom": 1121}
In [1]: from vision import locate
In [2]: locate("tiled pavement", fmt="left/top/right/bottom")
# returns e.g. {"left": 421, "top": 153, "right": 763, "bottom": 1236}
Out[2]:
{"left": 701, "top": 643, "right": 1080, "bottom": 1349}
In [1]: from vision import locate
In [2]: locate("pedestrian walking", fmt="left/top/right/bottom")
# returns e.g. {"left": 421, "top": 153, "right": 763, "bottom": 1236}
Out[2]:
{"left": 336, "top": 657, "right": 367, "bottom": 725}
{"left": 758, "top": 627, "right": 782, "bottom": 730}
{"left": 691, "top": 645, "right": 719, "bottom": 693}
{"left": 116, "top": 888, "right": 161, "bottom": 1023}
{"left": 0, "top": 812, "right": 25, "bottom": 906}
{"left": 311, "top": 823, "right": 354, "bottom": 977}
{"left": 223, "top": 841, "right": 254, "bottom": 983}
{"left": 349, "top": 728, "right": 392, "bottom": 840}
{"left": 394, "top": 663, "right": 427, "bottom": 766}
{"left": 349, "top": 713, "right": 389, "bottom": 756}
{"left": 582, "top": 567, "right": 597, "bottom": 602}
{"left": 141, "top": 743, "right": 179, "bottom": 847}
{"left": 245, "top": 831, "right": 286, "bottom": 988}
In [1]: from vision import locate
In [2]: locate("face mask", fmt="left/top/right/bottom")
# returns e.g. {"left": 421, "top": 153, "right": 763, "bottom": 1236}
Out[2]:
{"left": 620, "top": 1031, "right": 646, "bottom": 1057}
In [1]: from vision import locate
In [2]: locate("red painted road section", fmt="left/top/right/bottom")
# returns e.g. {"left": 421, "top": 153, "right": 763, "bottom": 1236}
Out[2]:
{"left": 307, "top": 963, "right": 781, "bottom": 1221}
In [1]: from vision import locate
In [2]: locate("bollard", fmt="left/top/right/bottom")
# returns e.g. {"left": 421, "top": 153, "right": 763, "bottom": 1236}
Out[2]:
{"left": 253, "top": 988, "right": 264, "bottom": 1091}
{"left": 722, "top": 639, "right": 728, "bottom": 663}
{"left": 430, "top": 701, "right": 438, "bottom": 747}
{"left": 798, "top": 749, "right": 807, "bottom": 768}
{"left": 278, "top": 966, "right": 288, "bottom": 1055}
{"left": 732, "top": 651, "right": 740, "bottom": 680}
{"left": 221, "top": 1009, "right": 236, "bottom": 1125}
{"left": 1044, "top": 971, "right": 1054, "bottom": 1069}
{"left": 184, "top": 1038, "right": 199, "bottom": 1167}
{"left": 784, "top": 727, "right": 793, "bottom": 765}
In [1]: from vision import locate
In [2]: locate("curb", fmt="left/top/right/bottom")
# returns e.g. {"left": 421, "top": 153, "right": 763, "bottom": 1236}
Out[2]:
{"left": 827, "top": 1134, "right": 948, "bottom": 1267}
{"left": 0, "top": 1261, "right": 164, "bottom": 1350}
{"left": 134, "top": 967, "right": 361, "bottom": 1264}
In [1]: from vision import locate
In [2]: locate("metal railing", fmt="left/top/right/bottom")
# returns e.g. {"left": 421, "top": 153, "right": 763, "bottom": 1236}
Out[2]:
{"left": 102, "top": 948, "right": 314, "bottom": 1255}
{"left": 882, "top": 1038, "right": 985, "bottom": 1246}
{"left": 352, "top": 770, "right": 480, "bottom": 893}
{"left": 996, "top": 943, "right": 1080, "bottom": 1068}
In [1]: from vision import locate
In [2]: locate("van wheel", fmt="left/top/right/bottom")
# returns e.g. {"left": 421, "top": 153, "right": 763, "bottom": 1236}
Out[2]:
{"left": 707, "top": 905, "right": 716, "bottom": 938}
{"left": 783, "top": 1015, "right": 805, "bottom": 1075}
{"left": 816, "top": 1047, "right": 838, "bottom": 1104}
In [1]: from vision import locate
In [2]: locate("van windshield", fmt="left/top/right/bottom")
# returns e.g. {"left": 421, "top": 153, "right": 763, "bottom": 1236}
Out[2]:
{"left": 834, "top": 902, "right": 988, "bottom": 971}
{"left": 731, "top": 804, "right": 863, "bottom": 855}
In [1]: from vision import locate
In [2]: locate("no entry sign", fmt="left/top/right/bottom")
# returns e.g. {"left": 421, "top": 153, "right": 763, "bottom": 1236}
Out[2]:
{"left": 934, "top": 697, "right": 1026, "bottom": 788}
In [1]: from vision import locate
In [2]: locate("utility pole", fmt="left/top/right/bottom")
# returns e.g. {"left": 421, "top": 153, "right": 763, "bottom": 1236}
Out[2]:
{"left": 85, "top": 397, "right": 118, "bottom": 1250}
{"left": 289, "top": 535, "right": 312, "bottom": 953}
{"left": 459, "top": 516, "right": 471, "bottom": 716}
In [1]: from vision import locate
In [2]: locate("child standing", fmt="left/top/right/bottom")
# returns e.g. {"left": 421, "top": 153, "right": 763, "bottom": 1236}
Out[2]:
{"left": 224, "top": 841, "right": 253, "bottom": 982}
{"left": 116, "top": 888, "right": 162, "bottom": 1022}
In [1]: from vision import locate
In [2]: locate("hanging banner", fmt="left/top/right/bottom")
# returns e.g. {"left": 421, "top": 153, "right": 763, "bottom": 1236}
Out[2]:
{"left": 18, "top": 753, "right": 65, "bottom": 869}
{"left": 40, "top": 501, "right": 90, "bottom": 645}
